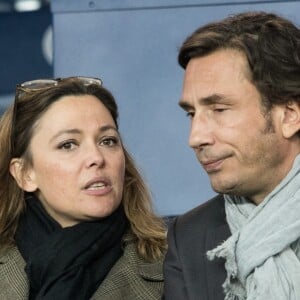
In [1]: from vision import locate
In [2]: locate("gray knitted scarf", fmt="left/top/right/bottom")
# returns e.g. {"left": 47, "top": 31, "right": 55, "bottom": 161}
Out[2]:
{"left": 207, "top": 154, "right": 300, "bottom": 300}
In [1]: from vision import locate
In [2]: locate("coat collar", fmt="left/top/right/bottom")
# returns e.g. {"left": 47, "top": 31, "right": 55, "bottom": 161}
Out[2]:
{"left": 0, "top": 235, "right": 164, "bottom": 299}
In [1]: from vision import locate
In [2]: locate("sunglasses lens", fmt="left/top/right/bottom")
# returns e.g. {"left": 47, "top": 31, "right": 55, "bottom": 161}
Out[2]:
{"left": 20, "top": 79, "right": 58, "bottom": 90}
{"left": 77, "top": 77, "right": 102, "bottom": 86}
{"left": 18, "top": 77, "right": 102, "bottom": 94}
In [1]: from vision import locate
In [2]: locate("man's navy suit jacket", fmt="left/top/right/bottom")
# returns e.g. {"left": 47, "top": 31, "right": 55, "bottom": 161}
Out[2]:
{"left": 163, "top": 195, "right": 231, "bottom": 300}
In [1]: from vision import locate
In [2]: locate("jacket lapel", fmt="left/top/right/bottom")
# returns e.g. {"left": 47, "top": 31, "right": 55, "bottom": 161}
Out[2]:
{"left": 137, "top": 259, "right": 164, "bottom": 280}
{"left": 91, "top": 239, "right": 163, "bottom": 299}
{"left": 0, "top": 247, "right": 29, "bottom": 299}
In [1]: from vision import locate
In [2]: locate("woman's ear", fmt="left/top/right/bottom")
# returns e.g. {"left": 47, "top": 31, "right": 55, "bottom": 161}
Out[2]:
{"left": 9, "top": 158, "right": 37, "bottom": 192}
{"left": 281, "top": 101, "right": 300, "bottom": 138}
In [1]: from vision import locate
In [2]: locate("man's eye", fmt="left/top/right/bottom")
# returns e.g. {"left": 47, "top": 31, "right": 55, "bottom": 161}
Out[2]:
{"left": 214, "top": 108, "right": 227, "bottom": 112}
{"left": 186, "top": 111, "right": 194, "bottom": 118}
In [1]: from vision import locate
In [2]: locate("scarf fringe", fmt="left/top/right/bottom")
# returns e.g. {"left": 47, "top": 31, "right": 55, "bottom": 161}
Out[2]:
{"left": 207, "top": 234, "right": 247, "bottom": 300}
{"left": 207, "top": 235, "right": 238, "bottom": 277}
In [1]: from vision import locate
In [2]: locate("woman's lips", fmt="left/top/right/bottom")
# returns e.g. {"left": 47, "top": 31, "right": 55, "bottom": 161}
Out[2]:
{"left": 83, "top": 177, "right": 112, "bottom": 196}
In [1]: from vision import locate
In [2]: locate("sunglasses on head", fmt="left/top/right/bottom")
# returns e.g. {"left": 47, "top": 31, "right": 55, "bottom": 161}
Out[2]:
{"left": 11, "top": 76, "right": 103, "bottom": 155}
{"left": 17, "top": 76, "right": 102, "bottom": 93}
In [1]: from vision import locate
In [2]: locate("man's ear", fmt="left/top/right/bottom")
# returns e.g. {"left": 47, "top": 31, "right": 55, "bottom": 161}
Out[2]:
{"left": 9, "top": 158, "right": 37, "bottom": 192}
{"left": 281, "top": 101, "right": 300, "bottom": 138}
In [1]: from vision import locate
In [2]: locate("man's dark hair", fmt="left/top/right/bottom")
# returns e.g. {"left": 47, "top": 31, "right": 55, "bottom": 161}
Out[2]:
{"left": 178, "top": 11, "right": 300, "bottom": 108}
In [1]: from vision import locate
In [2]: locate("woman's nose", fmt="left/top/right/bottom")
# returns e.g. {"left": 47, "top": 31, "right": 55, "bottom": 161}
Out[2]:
{"left": 85, "top": 145, "right": 105, "bottom": 168}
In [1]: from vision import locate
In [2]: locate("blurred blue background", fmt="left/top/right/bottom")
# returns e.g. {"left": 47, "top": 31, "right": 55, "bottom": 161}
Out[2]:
{"left": 1, "top": 0, "right": 300, "bottom": 216}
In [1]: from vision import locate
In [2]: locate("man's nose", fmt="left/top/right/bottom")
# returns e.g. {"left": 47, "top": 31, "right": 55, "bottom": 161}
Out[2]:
{"left": 189, "top": 115, "right": 214, "bottom": 150}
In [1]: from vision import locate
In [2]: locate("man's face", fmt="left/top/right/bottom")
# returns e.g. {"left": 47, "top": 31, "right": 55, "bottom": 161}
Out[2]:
{"left": 180, "top": 49, "right": 292, "bottom": 204}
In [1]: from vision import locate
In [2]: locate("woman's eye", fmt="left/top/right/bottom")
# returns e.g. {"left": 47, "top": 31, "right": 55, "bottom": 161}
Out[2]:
{"left": 100, "top": 137, "right": 119, "bottom": 147}
{"left": 58, "top": 141, "right": 77, "bottom": 151}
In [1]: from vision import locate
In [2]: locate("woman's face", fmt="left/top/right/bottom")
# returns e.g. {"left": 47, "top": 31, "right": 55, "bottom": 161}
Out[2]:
{"left": 19, "top": 95, "right": 125, "bottom": 227}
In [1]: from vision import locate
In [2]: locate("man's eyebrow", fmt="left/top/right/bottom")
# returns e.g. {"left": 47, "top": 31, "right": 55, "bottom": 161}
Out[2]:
{"left": 178, "top": 99, "right": 192, "bottom": 111}
{"left": 179, "top": 94, "right": 227, "bottom": 110}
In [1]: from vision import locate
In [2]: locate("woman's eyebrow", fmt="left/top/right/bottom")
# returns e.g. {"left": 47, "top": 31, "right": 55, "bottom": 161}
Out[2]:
{"left": 49, "top": 125, "right": 119, "bottom": 142}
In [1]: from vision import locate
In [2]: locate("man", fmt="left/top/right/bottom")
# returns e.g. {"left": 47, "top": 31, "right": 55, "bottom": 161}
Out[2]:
{"left": 163, "top": 12, "right": 300, "bottom": 300}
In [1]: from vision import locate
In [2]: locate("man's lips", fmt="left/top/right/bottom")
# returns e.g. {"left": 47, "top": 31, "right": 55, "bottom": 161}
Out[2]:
{"left": 200, "top": 158, "right": 225, "bottom": 172}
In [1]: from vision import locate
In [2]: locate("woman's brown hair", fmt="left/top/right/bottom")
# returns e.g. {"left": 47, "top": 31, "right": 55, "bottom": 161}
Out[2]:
{"left": 0, "top": 78, "right": 166, "bottom": 261}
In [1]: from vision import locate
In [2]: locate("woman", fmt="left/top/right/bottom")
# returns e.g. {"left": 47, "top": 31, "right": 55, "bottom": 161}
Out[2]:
{"left": 0, "top": 77, "right": 167, "bottom": 299}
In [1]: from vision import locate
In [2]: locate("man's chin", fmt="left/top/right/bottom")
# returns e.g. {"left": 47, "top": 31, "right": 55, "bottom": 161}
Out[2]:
{"left": 210, "top": 180, "right": 238, "bottom": 195}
